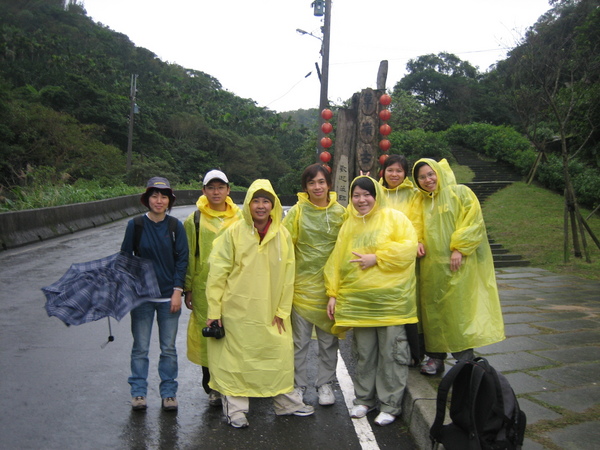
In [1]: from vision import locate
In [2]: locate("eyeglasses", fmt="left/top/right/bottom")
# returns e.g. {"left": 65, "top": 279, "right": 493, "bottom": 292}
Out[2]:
{"left": 417, "top": 171, "right": 436, "bottom": 182}
{"left": 204, "top": 185, "right": 228, "bottom": 192}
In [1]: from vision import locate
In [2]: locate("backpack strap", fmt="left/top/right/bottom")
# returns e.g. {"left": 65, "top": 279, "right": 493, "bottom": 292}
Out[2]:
{"left": 133, "top": 214, "right": 179, "bottom": 260}
{"left": 167, "top": 216, "right": 179, "bottom": 260}
{"left": 194, "top": 209, "right": 201, "bottom": 258}
{"left": 133, "top": 215, "right": 144, "bottom": 256}
{"left": 467, "top": 363, "right": 487, "bottom": 449}
{"left": 474, "top": 357, "right": 508, "bottom": 422}
{"left": 430, "top": 360, "right": 470, "bottom": 445}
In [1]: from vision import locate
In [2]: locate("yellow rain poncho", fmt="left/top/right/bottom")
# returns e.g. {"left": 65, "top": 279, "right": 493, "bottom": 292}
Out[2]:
{"left": 183, "top": 195, "right": 241, "bottom": 366}
{"left": 324, "top": 176, "right": 418, "bottom": 335}
{"left": 206, "top": 179, "right": 296, "bottom": 397}
{"left": 413, "top": 158, "right": 505, "bottom": 353}
{"left": 379, "top": 177, "right": 424, "bottom": 241}
{"left": 282, "top": 191, "right": 347, "bottom": 334}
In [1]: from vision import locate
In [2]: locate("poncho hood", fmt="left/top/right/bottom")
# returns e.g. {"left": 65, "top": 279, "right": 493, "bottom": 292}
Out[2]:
{"left": 242, "top": 179, "right": 283, "bottom": 242}
{"left": 412, "top": 158, "right": 457, "bottom": 198}
{"left": 196, "top": 195, "right": 241, "bottom": 219}
{"left": 347, "top": 175, "right": 389, "bottom": 219}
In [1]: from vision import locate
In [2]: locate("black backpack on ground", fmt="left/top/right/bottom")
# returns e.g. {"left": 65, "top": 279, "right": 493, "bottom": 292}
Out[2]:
{"left": 430, "top": 356, "right": 526, "bottom": 450}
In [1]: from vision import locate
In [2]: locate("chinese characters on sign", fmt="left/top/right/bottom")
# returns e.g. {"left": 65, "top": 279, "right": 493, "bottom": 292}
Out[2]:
{"left": 334, "top": 155, "right": 350, "bottom": 206}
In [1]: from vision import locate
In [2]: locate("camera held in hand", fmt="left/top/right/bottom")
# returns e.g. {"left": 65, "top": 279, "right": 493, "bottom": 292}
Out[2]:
{"left": 202, "top": 321, "right": 225, "bottom": 339}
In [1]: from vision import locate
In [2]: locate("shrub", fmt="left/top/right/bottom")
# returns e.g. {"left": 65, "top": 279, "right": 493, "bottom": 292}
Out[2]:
{"left": 536, "top": 154, "right": 600, "bottom": 209}
{"left": 482, "top": 126, "right": 536, "bottom": 174}
{"left": 389, "top": 129, "right": 452, "bottom": 164}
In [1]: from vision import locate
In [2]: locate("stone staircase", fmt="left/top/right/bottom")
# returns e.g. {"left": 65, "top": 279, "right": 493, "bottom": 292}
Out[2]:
{"left": 451, "top": 147, "right": 530, "bottom": 268}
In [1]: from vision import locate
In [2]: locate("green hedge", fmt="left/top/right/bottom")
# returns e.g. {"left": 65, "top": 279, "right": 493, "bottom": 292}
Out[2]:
{"left": 388, "top": 129, "right": 452, "bottom": 164}
{"left": 445, "top": 123, "right": 599, "bottom": 209}
{"left": 538, "top": 154, "right": 600, "bottom": 208}
{"left": 446, "top": 123, "right": 536, "bottom": 174}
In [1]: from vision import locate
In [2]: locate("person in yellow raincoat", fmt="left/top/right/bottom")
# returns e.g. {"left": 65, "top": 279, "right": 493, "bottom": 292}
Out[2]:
{"left": 282, "top": 164, "right": 346, "bottom": 407}
{"left": 183, "top": 170, "right": 241, "bottom": 407}
{"left": 206, "top": 179, "right": 314, "bottom": 428}
{"left": 379, "top": 154, "right": 426, "bottom": 365}
{"left": 412, "top": 158, "right": 505, "bottom": 376}
{"left": 325, "top": 176, "right": 418, "bottom": 427}
{"left": 379, "top": 154, "right": 423, "bottom": 245}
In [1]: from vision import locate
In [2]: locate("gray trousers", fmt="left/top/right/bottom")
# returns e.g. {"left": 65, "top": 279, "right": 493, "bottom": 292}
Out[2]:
{"left": 352, "top": 325, "right": 410, "bottom": 416}
{"left": 292, "top": 307, "right": 339, "bottom": 388}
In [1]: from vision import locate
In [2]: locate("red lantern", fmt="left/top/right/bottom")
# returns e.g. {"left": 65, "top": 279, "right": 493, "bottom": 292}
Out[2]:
{"left": 320, "top": 137, "right": 333, "bottom": 148}
{"left": 379, "top": 109, "right": 391, "bottom": 121}
{"left": 321, "top": 122, "right": 333, "bottom": 134}
{"left": 379, "top": 154, "right": 389, "bottom": 165}
{"left": 379, "top": 139, "right": 391, "bottom": 151}
{"left": 379, "top": 169, "right": 384, "bottom": 178}
{"left": 319, "top": 151, "right": 332, "bottom": 163}
{"left": 379, "top": 94, "right": 392, "bottom": 106}
{"left": 379, "top": 124, "right": 392, "bottom": 136}
{"left": 323, "top": 163, "right": 332, "bottom": 173}
{"left": 321, "top": 108, "right": 333, "bottom": 120}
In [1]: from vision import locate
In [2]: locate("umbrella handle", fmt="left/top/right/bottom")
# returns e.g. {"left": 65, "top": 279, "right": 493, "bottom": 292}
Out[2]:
{"left": 101, "top": 317, "right": 115, "bottom": 349}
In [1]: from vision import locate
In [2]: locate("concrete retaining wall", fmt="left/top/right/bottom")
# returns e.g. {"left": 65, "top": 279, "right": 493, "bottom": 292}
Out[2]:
{"left": 0, "top": 190, "right": 299, "bottom": 251}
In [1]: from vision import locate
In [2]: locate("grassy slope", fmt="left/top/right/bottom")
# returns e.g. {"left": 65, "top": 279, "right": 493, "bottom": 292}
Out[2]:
{"left": 482, "top": 182, "right": 600, "bottom": 280}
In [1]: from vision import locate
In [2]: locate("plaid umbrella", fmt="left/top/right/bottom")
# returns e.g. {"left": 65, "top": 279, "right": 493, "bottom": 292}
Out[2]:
{"left": 42, "top": 251, "right": 161, "bottom": 326}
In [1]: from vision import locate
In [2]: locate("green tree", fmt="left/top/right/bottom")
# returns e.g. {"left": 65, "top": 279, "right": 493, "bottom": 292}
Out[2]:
{"left": 393, "top": 52, "right": 481, "bottom": 130}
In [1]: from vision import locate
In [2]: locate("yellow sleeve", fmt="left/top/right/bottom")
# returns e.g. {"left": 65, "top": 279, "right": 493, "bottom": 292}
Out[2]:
{"left": 450, "top": 186, "right": 486, "bottom": 256}
{"left": 408, "top": 191, "right": 424, "bottom": 243}
{"left": 183, "top": 212, "right": 197, "bottom": 291}
{"left": 376, "top": 212, "right": 418, "bottom": 271}
{"left": 206, "top": 229, "right": 234, "bottom": 320}
{"left": 324, "top": 230, "right": 344, "bottom": 299}
{"left": 282, "top": 204, "right": 299, "bottom": 245}
{"left": 275, "top": 230, "right": 296, "bottom": 320}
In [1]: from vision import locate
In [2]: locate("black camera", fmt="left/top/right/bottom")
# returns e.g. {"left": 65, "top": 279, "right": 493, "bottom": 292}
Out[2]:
{"left": 202, "top": 321, "right": 225, "bottom": 339}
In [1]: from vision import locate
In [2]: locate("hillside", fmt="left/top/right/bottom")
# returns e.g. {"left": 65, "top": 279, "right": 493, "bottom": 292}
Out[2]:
{"left": 0, "top": 0, "right": 316, "bottom": 195}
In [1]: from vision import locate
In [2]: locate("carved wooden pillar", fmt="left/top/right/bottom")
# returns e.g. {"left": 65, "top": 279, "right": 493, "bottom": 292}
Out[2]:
{"left": 331, "top": 95, "right": 358, "bottom": 206}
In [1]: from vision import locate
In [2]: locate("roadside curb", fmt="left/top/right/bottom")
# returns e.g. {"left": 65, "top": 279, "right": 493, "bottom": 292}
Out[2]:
{"left": 402, "top": 369, "right": 439, "bottom": 449}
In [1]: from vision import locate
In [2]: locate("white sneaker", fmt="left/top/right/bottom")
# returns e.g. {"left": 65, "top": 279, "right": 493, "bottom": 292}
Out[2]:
{"left": 294, "top": 386, "right": 307, "bottom": 401}
{"left": 317, "top": 383, "right": 335, "bottom": 406}
{"left": 350, "top": 404, "right": 374, "bottom": 418}
{"left": 374, "top": 411, "right": 396, "bottom": 426}
{"left": 228, "top": 412, "right": 249, "bottom": 428}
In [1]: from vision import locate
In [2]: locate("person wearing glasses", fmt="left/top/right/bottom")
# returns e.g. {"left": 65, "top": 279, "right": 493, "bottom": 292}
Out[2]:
{"left": 183, "top": 170, "right": 242, "bottom": 406}
{"left": 325, "top": 176, "right": 418, "bottom": 426}
{"left": 412, "top": 158, "right": 505, "bottom": 376}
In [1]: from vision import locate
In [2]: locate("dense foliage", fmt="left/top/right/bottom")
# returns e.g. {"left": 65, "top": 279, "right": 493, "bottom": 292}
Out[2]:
{"left": 1, "top": 0, "right": 599, "bottom": 212}
{"left": 391, "top": 0, "right": 600, "bottom": 209}
{"left": 0, "top": 0, "right": 317, "bottom": 205}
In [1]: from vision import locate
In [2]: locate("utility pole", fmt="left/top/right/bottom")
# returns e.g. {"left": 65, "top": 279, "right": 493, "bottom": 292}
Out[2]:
{"left": 316, "top": 0, "right": 331, "bottom": 162}
{"left": 126, "top": 74, "right": 138, "bottom": 172}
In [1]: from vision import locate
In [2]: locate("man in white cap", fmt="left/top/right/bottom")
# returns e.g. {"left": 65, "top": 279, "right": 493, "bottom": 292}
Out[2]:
{"left": 183, "top": 170, "right": 242, "bottom": 407}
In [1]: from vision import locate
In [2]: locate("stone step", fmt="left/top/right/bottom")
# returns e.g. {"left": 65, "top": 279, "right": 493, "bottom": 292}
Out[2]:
{"left": 494, "top": 259, "right": 530, "bottom": 268}
{"left": 493, "top": 253, "right": 525, "bottom": 261}
{"left": 452, "top": 147, "right": 529, "bottom": 268}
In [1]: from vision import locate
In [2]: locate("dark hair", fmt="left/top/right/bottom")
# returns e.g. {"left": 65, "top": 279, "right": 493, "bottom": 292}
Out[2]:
{"left": 301, "top": 164, "right": 332, "bottom": 191}
{"left": 143, "top": 187, "right": 175, "bottom": 212}
{"left": 413, "top": 161, "right": 432, "bottom": 191}
{"left": 351, "top": 177, "right": 377, "bottom": 199}
{"left": 382, "top": 155, "right": 409, "bottom": 188}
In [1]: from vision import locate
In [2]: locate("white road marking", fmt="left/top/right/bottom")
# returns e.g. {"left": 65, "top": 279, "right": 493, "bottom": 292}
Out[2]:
{"left": 337, "top": 350, "right": 379, "bottom": 450}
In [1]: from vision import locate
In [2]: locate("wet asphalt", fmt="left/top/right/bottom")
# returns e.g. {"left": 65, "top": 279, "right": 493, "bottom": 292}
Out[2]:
{"left": 0, "top": 205, "right": 416, "bottom": 450}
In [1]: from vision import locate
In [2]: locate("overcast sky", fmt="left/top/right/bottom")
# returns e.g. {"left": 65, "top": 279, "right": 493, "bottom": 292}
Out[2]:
{"left": 81, "top": 0, "right": 552, "bottom": 113}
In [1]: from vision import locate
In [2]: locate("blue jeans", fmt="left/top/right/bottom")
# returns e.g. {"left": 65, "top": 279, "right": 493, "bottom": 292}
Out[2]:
{"left": 129, "top": 301, "right": 181, "bottom": 398}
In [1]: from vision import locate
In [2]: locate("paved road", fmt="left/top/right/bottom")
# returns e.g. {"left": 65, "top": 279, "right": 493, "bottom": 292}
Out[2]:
{"left": 0, "top": 205, "right": 416, "bottom": 449}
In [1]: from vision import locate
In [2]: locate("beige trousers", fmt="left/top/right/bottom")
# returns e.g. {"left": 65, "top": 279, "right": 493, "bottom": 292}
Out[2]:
{"left": 223, "top": 389, "right": 305, "bottom": 420}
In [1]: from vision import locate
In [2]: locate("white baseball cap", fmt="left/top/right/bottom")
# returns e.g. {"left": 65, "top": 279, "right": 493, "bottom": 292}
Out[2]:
{"left": 203, "top": 169, "right": 229, "bottom": 185}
